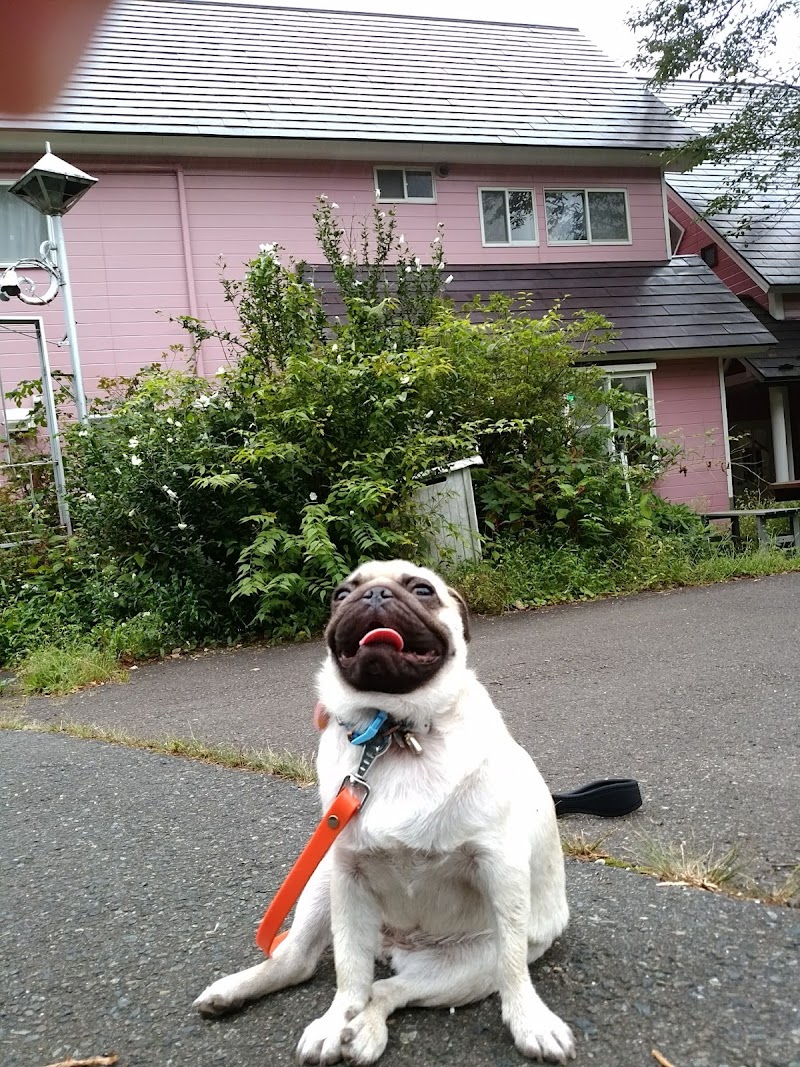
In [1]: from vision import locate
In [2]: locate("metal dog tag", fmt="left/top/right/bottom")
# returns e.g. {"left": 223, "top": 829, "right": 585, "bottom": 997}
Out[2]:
{"left": 401, "top": 731, "right": 423, "bottom": 756}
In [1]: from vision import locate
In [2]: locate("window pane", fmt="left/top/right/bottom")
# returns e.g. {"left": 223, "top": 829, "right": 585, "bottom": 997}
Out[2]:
{"left": 405, "top": 170, "right": 434, "bottom": 199}
{"left": 545, "top": 190, "right": 587, "bottom": 242}
{"left": 481, "top": 190, "right": 509, "bottom": 243}
{"left": 587, "top": 191, "right": 629, "bottom": 241}
{"left": 0, "top": 187, "right": 48, "bottom": 263}
{"left": 508, "top": 190, "right": 535, "bottom": 242}
{"left": 668, "top": 217, "right": 684, "bottom": 255}
{"left": 375, "top": 168, "right": 405, "bottom": 200}
{"left": 612, "top": 374, "right": 648, "bottom": 400}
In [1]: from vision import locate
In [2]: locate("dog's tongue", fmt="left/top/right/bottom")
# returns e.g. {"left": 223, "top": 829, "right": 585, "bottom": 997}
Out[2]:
{"left": 359, "top": 627, "right": 404, "bottom": 651}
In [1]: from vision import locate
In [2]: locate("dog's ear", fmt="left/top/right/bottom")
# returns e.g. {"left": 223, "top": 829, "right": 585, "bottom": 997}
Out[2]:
{"left": 447, "top": 587, "right": 470, "bottom": 643}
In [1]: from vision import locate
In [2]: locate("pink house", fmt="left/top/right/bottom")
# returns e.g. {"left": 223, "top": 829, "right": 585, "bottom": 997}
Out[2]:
{"left": 0, "top": 2, "right": 777, "bottom": 511}
{"left": 659, "top": 80, "right": 799, "bottom": 500}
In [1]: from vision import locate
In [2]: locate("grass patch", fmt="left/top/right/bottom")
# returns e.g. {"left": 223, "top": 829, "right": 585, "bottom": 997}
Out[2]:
{"left": 560, "top": 829, "right": 616, "bottom": 861}
{"left": 560, "top": 827, "right": 798, "bottom": 907}
{"left": 455, "top": 540, "right": 800, "bottom": 615}
{"left": 16, "top": 644, "right": 127, "bottom": 696}
{"left": 0, "top": 713, "right": 317, "bottom": 785}
{"left": 632, "top": 836, "right": 745, "bottom": 892}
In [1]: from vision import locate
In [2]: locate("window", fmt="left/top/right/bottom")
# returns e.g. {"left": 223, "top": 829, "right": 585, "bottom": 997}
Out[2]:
{"left": 700, "top": 243, "right": 718, "bottom": 267}
{"left": 668, "top": 217, "right": 685, "bottom": 256}
{"left": 0, "top": 183, "right": 48, "bottom": 265}
{"left": 600, "top": 364, "right": 656, "bottom": 468}
{"left": 374, "top": 167, "right": 436, "bottom": 203}
{"left": 478, "top": 188, "right": 537, "bottom": 245}
{"left": 544, "top": 189, "right": 630, "bottom": 244}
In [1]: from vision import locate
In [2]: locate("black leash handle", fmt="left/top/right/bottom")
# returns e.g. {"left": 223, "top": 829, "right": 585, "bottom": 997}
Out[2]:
{"left": 551, "top": 778, "right": 642, "bottom": 819}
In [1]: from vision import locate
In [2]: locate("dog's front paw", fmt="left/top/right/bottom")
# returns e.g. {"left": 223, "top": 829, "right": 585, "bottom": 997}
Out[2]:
{"left": 340, "top": 1005, "right": 389, "bottom": 1065}
{"left": 509, "top": 1007, "right": 575, "bottom": 1064}
{"left": 296, "top": 1011, "right": 349, "bottom": 1065}
{"left": 193, "top": 974, "right": 248, "bottom": 1017}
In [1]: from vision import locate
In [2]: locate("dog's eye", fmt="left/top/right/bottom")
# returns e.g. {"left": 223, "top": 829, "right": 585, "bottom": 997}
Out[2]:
{"left": 333, "top": 588, "right": 349, "bottom": 602}
{"left": 413, "top": 584, "right": 435, "bottom": 598}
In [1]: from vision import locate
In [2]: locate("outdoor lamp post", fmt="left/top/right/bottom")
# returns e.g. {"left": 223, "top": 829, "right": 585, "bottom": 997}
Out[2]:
{"left": 8, "top": 144, "right": 97, "bottom": 423}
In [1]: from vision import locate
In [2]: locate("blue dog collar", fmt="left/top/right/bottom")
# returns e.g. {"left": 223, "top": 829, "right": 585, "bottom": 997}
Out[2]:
{"left": 347, "top": 710, "right": 389, "bottom": 746}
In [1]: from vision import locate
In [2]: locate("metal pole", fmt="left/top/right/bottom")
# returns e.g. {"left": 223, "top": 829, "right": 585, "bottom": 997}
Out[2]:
{"left": 49, "top": 213, "right": 88, "bottom": 424}
{"left": 35, "top": 317, "right": 72, "bottom": 533}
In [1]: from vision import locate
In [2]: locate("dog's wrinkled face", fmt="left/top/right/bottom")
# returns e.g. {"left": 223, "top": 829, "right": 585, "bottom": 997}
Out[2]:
{"left": 325, "top": 560, "right": 469, "bottom": 695}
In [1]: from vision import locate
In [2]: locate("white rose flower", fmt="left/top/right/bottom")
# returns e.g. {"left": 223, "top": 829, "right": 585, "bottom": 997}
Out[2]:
{"left": 309, "top": 492, "right": 318, "bottom": 501}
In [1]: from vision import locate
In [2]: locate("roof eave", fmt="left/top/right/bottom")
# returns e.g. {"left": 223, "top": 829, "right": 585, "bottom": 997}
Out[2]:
{"left": 0, "top": 127, "right": 688, "bottom": 168}
{"left": 587, "top": 342, "right": 776, "bottom": 362}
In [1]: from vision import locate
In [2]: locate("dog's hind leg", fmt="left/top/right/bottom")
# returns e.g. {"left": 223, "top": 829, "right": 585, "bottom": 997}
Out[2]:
{"left": 193, "top": 861, "right": 331, "bottom": 1017}
{"left": 340, "top": 940, "right": 498, "bottom": 1066}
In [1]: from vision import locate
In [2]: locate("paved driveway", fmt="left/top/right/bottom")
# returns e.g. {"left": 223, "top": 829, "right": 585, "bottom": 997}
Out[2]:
{"left": 27, "top": 572, "right": 800, "bottom": 885}
{"left": 1, "top": 731, "right": 797, "bottom": 1067}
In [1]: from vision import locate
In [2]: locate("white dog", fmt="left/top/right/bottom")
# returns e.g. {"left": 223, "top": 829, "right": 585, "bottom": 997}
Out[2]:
{"left": 194, "top": 560, "right": 575, "bottom": 1064}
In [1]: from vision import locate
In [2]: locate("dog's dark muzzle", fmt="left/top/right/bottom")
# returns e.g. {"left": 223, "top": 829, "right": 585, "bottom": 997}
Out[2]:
{"left": 327, "top": 582, "right": 450, "bottom": 694}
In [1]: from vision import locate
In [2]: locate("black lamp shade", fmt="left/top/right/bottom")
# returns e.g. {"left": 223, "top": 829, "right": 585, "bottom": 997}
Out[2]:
{"left": 9, "top": 152, "right": 97, "bottom": 217}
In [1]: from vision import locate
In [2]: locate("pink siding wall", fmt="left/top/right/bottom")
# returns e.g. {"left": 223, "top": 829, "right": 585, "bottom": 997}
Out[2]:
{"left": 653, "top": 357, "right": 730, "bottom": 510}
{"left": 668, "top": 195, "right": 768, "bottom": 306}
{"left": 0, "top": 170, "right": 190, "bottom": 394}
{"left": 1, "top": 157, "right": 669, "bottom": 392}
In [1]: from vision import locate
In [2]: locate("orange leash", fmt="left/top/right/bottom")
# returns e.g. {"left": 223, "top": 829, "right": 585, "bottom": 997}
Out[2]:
{"left": 255, "top": 780, "right": 365, "bottom": 955}
{"left": 255, "top": 707, "right": 406, "bottom": 956}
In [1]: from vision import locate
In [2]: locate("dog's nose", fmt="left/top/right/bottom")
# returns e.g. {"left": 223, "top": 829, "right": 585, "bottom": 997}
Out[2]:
{"left": 362, "top": 586, "right": 394, "bottom": 607}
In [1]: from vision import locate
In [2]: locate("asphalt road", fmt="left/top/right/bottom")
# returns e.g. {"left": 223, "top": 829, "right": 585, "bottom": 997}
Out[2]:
{"left": 2, "top": 731, "right": 798, "bottom": 1067}
{"left": 26, "top": 572, "right": 800, "bottom": 886}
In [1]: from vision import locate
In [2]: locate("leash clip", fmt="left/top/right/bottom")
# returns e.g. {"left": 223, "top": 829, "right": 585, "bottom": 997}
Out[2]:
{"left": 338, "top": 732, "right": 391, "bottom": 810}
{"left": 338, "top": 772, "right": 371, "bottom": 810}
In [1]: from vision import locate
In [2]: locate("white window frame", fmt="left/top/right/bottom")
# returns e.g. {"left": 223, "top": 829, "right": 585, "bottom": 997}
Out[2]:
{"left": 0, "top": 180, "right": 49, "bottom": 267}
{"left": 544, "top": 187, "right": 632, "bottom": 246}
{"left": 478, "top": 187, "right": 538, "bottom": 247}
{"left": 373, "top": 166, "right": 437, "bottom": 204}
{"left": 600, "top": 363, "right": 657, "bottom": 469}
{"left": 668, "top": 216, "right": 686, "bottom": 256}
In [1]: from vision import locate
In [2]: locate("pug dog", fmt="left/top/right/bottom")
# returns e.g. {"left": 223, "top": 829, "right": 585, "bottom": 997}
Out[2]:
{"left": 193, "top": 559, "right": 575, "bottom": 1064}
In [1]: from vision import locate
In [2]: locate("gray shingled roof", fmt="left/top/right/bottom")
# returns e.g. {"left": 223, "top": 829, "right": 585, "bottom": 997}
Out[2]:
{"left": 658, "top": 81, "right": 800, "bottom": 287}
{"left": 0, "top": 0, "right": 694, "bottom": 151}
{"left": 314, "top": 256, "right": 775, "bottom": 356}
{"left": 740, "top": 298, "right": 800, "bottom": 382}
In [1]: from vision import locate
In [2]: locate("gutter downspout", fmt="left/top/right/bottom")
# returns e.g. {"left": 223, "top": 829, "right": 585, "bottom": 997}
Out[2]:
{"left": 175, "top": 166, "right": 202, "bottom": 374}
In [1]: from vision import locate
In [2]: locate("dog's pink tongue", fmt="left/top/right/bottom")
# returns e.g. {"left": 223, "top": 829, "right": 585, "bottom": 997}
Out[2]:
{"left": 359, "top": 628, "right": 404, "bottom": 651}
